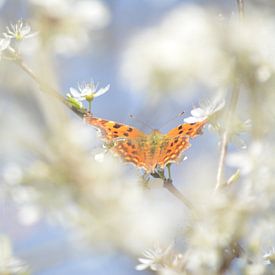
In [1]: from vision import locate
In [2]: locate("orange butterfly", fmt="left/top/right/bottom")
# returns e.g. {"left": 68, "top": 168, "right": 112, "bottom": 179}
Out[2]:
{"left": 84, "top": 113, "right": 206, "bottom": 173}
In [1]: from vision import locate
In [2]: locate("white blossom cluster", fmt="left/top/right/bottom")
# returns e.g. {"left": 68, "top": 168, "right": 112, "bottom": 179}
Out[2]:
{"left": 28, "top": 0, "right": 110, "bottom": 55}
{"left": 121, "top": 6, "right": 275, "bottom": 99}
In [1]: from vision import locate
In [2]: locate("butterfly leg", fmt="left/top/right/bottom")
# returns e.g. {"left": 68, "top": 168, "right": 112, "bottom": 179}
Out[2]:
{"left": 166, "top": 163, "right": 172, "bottom": 180}
{"left": 140, "top": 172, "right": 151, "bottom": 189}
{"left": 150, "top": 167, "right": 165, "bottom": 179}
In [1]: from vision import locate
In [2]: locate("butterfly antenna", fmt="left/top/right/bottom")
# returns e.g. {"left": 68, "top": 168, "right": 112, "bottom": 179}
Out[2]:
{"left": 129, "top": 114, "right": 154, "bottom": 131}
{"left": 159, "top": 111, "right": 185, "bottom": 130}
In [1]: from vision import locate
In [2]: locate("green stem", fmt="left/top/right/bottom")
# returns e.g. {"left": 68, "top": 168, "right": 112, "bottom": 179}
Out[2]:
{"left": 167, "top": 164, "right": 172, "bottom": 180}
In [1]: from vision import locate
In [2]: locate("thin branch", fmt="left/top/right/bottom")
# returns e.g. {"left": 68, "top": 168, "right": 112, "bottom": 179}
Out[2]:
{"left": 215, "top": 0, "right": 244, "bottom": 191}
{"left": 215, "top": 86, "right": 240, "bottom": 191}
{"left": 236, "top": 0, "right": 245, "bottom": 20}
{"left": 163, "top": 179, "right": 194, "bottom": 210}
{"left": 15, "top": 58, "right": 86, "bottom": 118}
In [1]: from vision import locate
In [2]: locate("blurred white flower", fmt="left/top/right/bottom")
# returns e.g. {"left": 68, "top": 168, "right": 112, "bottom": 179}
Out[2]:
{"left": 121, "top": 6, "right": 275, "bottom": 97}
{"left": 184, "top": 97, "right": 225, "bottom": 123}
{"left": 73, "top": 0, "right": 110, "bottom": 30}
{"left": 68, "top": 82, "right": 110, "bottom": 102}
{"left": 94, "top": 151, "right": 106, "bottom": 162}
{"left": 263, "top": 247, "right": 275, "bottom": 265}
{"left": 0, "top": 236, "right": 28, "bottom": 274}
{"left": 136, "top": 244, "right": 184, "bottom": 272}
{"left": 3, "top": 20, "right": 37, "bottom": 41}
{"left": 0, "top": 37, "right": 10, "bottom": 60}
{"left": 136, "top": 244, "right": 173, "bottom": 271}
{"left": 17, "top": 204, "right": 41, "bottom": 226}
{"left": 121, "top": 6, "right": 228, "bottom": 95}
{"left": 29, "top": 0, "right": 110, "bottom": 55}
{"left": 0, "top": 37, "right": 10, "bottom": 51}
{"left": 2, "top": 163, "right": 22, "bottom": 185}
{"left": 227, "top": 142, "right": 265, "bottom": 175}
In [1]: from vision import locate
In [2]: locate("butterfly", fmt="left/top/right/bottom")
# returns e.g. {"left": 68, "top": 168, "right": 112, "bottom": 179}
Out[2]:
{"left": 84, "top": 113, "right": 206, "bottom": 173}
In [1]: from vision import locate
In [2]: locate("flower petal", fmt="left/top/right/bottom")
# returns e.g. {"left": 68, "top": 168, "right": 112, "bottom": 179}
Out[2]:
{"left": 94, "top": 152, "right": 105, "bottom": 162}
{"left": 20, "top": 25, "right": 31, "bottom": 36}
{"left": 184, "top": 116, "right": 204, "bottom": 123}
{"left": 138, "top": 258, "right": 153, "bottom": 264}
{"left": 190, "top": 108, "right": 205, "bottom": 118}
{"left": 94, "top": 84, "right": 110, "bottom": 97}
{"left": 69, "top": 87, "right": 81, "bottom": 98}
{"left": 0, "top": 38, "right": 10, "bottom": 51}
{"left": 135, "top": 263, "right": 149, "bottom": 270}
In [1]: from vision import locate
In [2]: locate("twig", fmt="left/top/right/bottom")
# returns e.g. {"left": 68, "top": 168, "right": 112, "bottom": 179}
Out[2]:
{"left": 14, "top": 58, "right": 86, "bottom": 118}
{"left": 215, "top": 0, "right": 244, "bottom": 191}
{"left": 163, "top": 178, "right": 194, "bottom": 210}
{"left": 236, "top": 0, "right": 245, "bottom": 20}
{"left": 215, "top": 85, "right": 240, "bottom": 191}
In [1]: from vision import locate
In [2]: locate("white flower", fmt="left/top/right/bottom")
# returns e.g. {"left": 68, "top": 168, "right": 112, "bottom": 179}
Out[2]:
{"left": 3, "top": 20, "right": 37, "bottom": 41}
{"left": 68, "top": 82, "right": 110, "bottom": 102}
{"left": 0, "top": 37, "right": 10, "bottom": 60}
{"left": 94, "top": 151, "right": 106, "bottom": 162}
{"left": 226, "top": 142, "right": 264, "bottom": 175}
{"left": 135, "top": 244, "right": 186, "bottom": 272}
{"left": 0, "top": 236, "right": 28, "bottom": 274}
{"left": 136, "top": 244, "right": 173, "bottom": 271}
{"left": 29, "top": 0, "right": 110, "bottom": 55}
{"left": 0, "top": 37, "right": 10, "bottom": 51}
{"left": 17, "top": 204, "right": 41, "bottom": 226}
{"left": 263, "top": 247, "right": 275, "bottom": 265}
{"left": 184, "top": 97, "right": 225, "bottom": 123}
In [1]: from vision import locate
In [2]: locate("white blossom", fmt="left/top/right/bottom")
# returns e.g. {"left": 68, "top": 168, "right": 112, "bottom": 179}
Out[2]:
{"left": 17, "top": 204, "right": 41, "bottom": 226}
{"left": 68, "top": 82, "right": 110, "bottom": 102}
{"left": 263, "top": 247, "right": 275, "bottom": 265}
{"left": 121, "top": 6, "right": 275, "bottom": 98}
{"left": 4, "top": 20, "right": 37, "bottom": 41}
{"left": 136, "top": 244, "right": 184, "bottom": 272}
{"left": 0, "top": 236, "right": 28, "bottom": 274}
{"left": 0, "top": 37, "right": 10, "bottom": 51}
{"left": 29, "top": 0, "right": 110, "bottom": 55}
{"left": 184, "top": 97, "right": 225, "bottom": 123}
{"left": 227, "top": 142, "right": 266, "bottom": 175}
{"left": 0, "top": 37, "right": 10, "bottom": 60}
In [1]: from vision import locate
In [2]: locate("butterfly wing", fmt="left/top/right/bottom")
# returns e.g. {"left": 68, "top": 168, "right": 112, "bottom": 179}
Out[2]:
{"left": 84, "top": 114, "right": 151, "bottom": 170}
{"left": 157, "top": 120, "right": 206, "bottom": 168}
{"left": 166, "top": 119, "right": 207, "bottom": 138}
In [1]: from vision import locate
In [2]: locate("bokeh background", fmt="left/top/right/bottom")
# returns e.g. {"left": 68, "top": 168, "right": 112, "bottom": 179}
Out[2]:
{"left": 1, "top": 0, "right": 275, "bottom": 274}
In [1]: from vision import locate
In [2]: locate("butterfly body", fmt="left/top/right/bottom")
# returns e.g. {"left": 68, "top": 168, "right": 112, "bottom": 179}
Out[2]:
{"left": 84, "top": 114, "right": 206, "bottom": 173}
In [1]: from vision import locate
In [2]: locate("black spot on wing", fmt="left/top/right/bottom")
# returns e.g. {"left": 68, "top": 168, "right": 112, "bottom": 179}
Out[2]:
{"left": 113, "top": 123, "right": 122, "bottom": 129}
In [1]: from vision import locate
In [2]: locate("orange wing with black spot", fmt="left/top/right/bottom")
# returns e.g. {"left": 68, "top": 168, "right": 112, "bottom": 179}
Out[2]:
{"left": 84, "top": 114, "right": 145, "bottom": 140}
{"left": 157, "top": 120, "right": 207, "bottom": 168}
{"left": 84, "top": 114, "right": 150, "bottom": 170}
